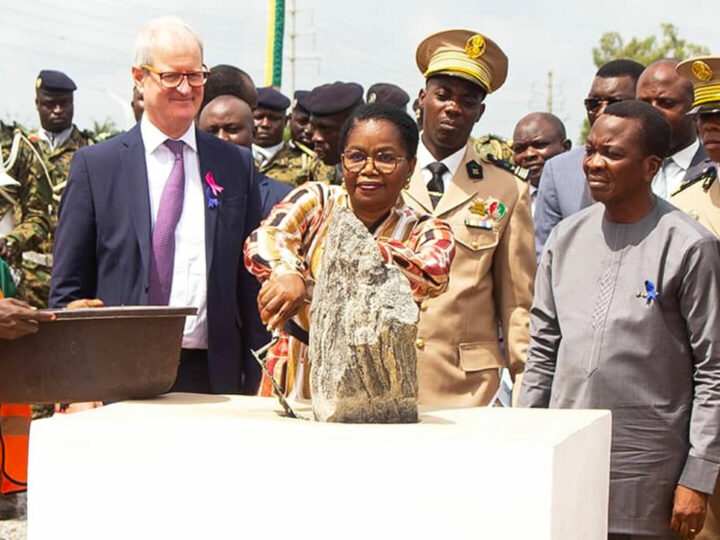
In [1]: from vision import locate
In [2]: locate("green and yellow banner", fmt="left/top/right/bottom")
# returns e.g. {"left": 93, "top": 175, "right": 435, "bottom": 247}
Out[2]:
{"left": 265, "top": 0, "right": 286, "bottom": 87}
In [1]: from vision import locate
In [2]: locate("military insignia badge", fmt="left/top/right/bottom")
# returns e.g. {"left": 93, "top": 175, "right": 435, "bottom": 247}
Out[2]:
{"left": 465, "top": 34, "right": 486, "bottom": 59}
{"left": 466, "top": 160, "right": 483, "bottom": 179}
{"left": 692, "top": 60, "right": 714, "bottom": 82}
{"left": 468, "top": 197, "right": 506, "bottom": 222}
{"left": 368, "top": 92, "right": 377, "bottom": 103}
{"left": 36, "top": 77, "right": 43, "bottom": 89}
{"left": 464, "top": 218, "right": 493, "bottom": 230}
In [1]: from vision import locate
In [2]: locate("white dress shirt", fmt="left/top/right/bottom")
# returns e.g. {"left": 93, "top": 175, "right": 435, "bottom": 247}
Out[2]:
{"left": 529, "top": 184, "right": 538, "bottom": 217}
{"left": 651, "top": 139, "right": 700, "bottom": 199}
{"left": 416, "top": 139, "right": 467, "bottom": 192}
{"left": 252, "top": 141, "right": 284, "bottom": 168}
{"left": 140, "top": 117, "right": 207, "bottom": 349}
{"left": 37, "top": 125, "right": 73, "bottom": 152}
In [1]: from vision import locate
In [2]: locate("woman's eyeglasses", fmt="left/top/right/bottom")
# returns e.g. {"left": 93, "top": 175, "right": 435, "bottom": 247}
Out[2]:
{"left": 342, "top": 151, "right": 408, "bottom": 174}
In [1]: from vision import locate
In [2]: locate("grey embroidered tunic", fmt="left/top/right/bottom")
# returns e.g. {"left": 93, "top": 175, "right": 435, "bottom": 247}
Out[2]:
{"left": 519, "top": 198, "right": 720, "bottom": 535}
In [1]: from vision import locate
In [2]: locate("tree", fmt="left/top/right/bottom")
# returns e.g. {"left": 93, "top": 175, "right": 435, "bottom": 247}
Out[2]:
{"left": 592, "top": 23, "right": 709, "bottom": 68}
{"left": 578, "top": 24, "right": 709, "bottom": 142}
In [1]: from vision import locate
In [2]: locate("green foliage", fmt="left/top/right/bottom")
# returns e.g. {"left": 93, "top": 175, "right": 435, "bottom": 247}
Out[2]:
{"left": 592, "top": 23, "right": 709, "bottom": 68}
{"left": 91, "top": 118, "right": 119, "bottom": 137}
{"left": 578, "top": 23, "right": 710, "bottom": 142}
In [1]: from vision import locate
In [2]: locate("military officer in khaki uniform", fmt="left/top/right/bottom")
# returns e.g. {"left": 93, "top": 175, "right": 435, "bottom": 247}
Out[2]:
{"left": 673, "top": 55, "right": 720, "bottom": 540}
{"left": 23, "top": 70, "right": 93, "bottom": 307}
{"left": 404, "top": 29, "right": 535, "bottom": 407}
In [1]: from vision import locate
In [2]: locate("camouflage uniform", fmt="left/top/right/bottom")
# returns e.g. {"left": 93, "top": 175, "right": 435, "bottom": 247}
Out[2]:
{"left": 1, "top": 121, "right": 53, "bottom": 282}
{"left": 17, "top": 125, "right": 93, "bottom": 307}
{"left": 258, "top": 141, "right": 314, "bottom": 187}
{"left": 473, "top": 133, "right": 515, "bottom": 163}
{"left": 1, "top": 122, "right": 55, "bottom": 419}
{"left": 307, "top": 155, "right": 341, "bottom": 185}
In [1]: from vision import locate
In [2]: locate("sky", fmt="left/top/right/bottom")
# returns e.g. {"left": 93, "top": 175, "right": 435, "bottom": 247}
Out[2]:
{"left": 1, "top": 0, "right": 718, "bottom": 142}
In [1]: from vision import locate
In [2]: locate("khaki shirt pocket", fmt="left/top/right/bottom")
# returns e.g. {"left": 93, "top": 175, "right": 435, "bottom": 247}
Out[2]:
{"left": 450, "top": 219, "right": 498, "bottom": 252}
{"left": 458, "top": 341, "right": 504, "bottom": 372}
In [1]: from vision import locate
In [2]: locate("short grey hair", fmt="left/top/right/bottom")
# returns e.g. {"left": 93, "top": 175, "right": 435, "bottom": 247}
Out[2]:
{"left": 133, "top": 16, "right": 204, "bottom": 66}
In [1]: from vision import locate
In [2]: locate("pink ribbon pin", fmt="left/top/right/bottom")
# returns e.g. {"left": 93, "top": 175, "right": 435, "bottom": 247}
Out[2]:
{"left": 205, "top": 172, "right": 224, "bottom": 198}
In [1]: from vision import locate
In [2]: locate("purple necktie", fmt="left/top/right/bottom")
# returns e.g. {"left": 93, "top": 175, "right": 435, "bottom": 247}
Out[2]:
{"left": 148, "top": 139, "right": 186, "bottom": 305}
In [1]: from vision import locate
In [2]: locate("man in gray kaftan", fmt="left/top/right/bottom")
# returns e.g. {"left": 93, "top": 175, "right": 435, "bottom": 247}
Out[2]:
{"left": 519, "top": 100, "right": 720, "bottom": 540}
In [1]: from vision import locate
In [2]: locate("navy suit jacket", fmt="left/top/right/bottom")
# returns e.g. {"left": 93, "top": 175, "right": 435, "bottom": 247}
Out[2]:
{"left": 258, "top": 173, "right": 292, "bottom": 218}
{"left": 49, "top": 124, "right": 269, "bottom": 394}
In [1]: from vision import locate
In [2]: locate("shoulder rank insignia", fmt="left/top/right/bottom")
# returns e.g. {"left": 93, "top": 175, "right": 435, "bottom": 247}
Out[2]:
{"left": 671, "top": 166, "right": 717, "bottom": 197}
{"left": 484, "top": 154, "right": 530, "bottom": 181}
{"left": 468, "top": 197, "right": 506, "bottom": 222}
{"left": 466, "top": 160, "right": 483, "bottom": 180}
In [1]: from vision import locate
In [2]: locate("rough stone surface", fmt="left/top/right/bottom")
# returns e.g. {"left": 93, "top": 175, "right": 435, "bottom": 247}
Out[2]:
{"left": 309, "top": 207, "right": 419, "bottom": 423}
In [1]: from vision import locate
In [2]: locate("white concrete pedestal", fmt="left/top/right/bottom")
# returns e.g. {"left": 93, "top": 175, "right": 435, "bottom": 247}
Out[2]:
{"left": 27, "top": 394, "right": 611, "bottom": 540}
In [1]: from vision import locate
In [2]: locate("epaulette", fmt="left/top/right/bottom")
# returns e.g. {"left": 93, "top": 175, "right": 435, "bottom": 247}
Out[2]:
{"left": 484, "top": 153, "right": 530, "bottom": 182}
{"left": 293, "top": 140, "right": 316, "bottom": 158}
{"left": 671, "top": 166, "right": 717, "bottom": 197}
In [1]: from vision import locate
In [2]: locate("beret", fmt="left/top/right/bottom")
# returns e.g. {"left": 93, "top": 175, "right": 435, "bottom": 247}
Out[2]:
{"left": 257, "top": 86, "right": 291, "bottom": 111}
{"left": 36, "top": 70, "right": 77, "bottom": 92}
{"left": 292, "top": 90, "right": 311, "bottom": 113}
{"left": 306, "top": 82, "right": 364, "bottom": 116}
{"left": 366, "top": 83, "right": 410, "bottom": 108}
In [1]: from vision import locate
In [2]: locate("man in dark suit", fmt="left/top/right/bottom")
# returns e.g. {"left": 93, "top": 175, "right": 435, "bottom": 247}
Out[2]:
{"left": 198, "top": 93, "right": 292, "bottom": 217}
{"left": 49, "top": 16, "right": 268, "bottom": 395}
{"left": 637, "top": 58, "right": 708, "bottom": 199}
{"left": 533, "top": 59, "right": 645, "bottom": 259}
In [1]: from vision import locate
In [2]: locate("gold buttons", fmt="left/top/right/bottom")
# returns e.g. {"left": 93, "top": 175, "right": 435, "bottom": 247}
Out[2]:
{"left": 420, "top": 301, "right": 428, "bottom": 312}
{"left": 471, "top": 241, "right": 480, "bottom": 249}
{"left": 415, "top": 338, "right": 425, "bottom": 349}
{"left": 689, "top": 210, "right": 700, "bottom": 220}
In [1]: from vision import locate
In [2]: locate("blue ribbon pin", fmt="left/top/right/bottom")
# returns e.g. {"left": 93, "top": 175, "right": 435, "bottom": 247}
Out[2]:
{"left": 644, "top": 280, "right": 658, "bottom": 301}
{"left": 205, "top": 185, "right": 219, "bottom": 209}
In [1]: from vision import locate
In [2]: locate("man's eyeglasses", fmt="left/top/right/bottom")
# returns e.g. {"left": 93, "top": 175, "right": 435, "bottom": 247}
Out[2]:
{"left": 342, "top": 151, "right": 408, "bottom": 174}
{"left": 584, "top": 97, "right": 623, "bottom": 112}
{"left": 142, "top": 65, "right": 210, "bottom": 88}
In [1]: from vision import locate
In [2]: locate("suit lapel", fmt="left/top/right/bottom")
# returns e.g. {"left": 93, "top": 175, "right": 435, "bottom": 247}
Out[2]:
{"left": 405, "top": 167, "right": 433, "bottom": 213}
{"left": 120, "top": 126, "right": 151, "bottom": 274}
{"left": 684, "top": 146, "right": 710, "bottom": 182}
{"left": 434, "top": 146, "right": 478, "bottom": 217}
{"left": 703, "top": 179, "right": 720, "bottom": 237}
{"left": 196, "top": 130, "right": 218, "bottom": 274}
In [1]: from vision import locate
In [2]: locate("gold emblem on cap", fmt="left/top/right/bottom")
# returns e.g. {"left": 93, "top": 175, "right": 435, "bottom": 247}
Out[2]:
{"left": 368, "top": 92, "right": 377, "bottom": 103}
{"left": 35, "top": 77, "right": 43, "bottom": 89}
{"left": 465, "top": 34, "right": 486, "bottom": 59}
{"left": 692, "top": 61, "right": 714, "bottom": 82}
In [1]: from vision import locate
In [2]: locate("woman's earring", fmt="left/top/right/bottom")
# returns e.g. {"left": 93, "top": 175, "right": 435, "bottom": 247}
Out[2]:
{"left": 404, "top": 178, "right": 411, "bottom": 189}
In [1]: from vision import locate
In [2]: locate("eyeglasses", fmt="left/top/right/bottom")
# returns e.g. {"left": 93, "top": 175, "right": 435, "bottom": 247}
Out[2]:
{"left": 584, "top": 97, "right": 623, "bottom": 111}
{"left": 142, "top": 64, "right": 210, "bottom": 88}
{"left": 341, "top": 151, "right": 408, "bottom": 174}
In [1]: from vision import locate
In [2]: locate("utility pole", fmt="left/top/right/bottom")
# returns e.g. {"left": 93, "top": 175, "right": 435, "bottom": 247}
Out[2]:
{"left": 287, "top": 0, "right": 296, "bottom": 95}
{"left": 546, "top": 70, "right": 553, "bottom": 113}
{"left": 284, "top": 1, "right": 320, "bottom": 95}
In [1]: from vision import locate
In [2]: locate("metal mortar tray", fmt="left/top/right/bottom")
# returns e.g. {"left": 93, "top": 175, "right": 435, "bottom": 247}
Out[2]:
{"left": 0, "top": 306, "right": 197, "bottom": 404}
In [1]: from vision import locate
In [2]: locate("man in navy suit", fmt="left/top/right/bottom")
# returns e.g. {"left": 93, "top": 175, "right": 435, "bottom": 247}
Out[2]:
{"left": 49, "top": 16, "right": 268, "bottom": 395}
{"left": 533, "top": 59, "right": 645, "bottom": 259}
{"left": 197, "top": 92, "right": 292, "bottom": 217}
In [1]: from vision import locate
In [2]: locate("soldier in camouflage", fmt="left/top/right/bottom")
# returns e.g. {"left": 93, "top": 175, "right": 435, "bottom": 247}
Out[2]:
{"left": 22, "top": 70, "right": 93, "bottom": 307}
{"left": 252, "top": 87, "right": 325, "bottom": 187}
{"left": 306, "top": 82, "right": 364, "bottom": 185}
{"left": 0, "top": 121, "right": 53, "bottom": 288}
